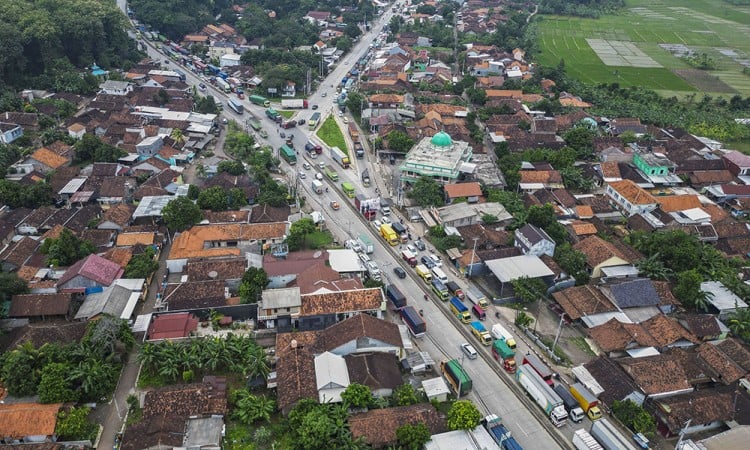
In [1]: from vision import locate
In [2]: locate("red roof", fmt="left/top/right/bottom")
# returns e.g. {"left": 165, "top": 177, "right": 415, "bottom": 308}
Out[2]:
{"left": 148, "top": 313, "right": 199, "bottom": 340}
{"left": 56, "top": 253, "right": 124, "bottom": 290}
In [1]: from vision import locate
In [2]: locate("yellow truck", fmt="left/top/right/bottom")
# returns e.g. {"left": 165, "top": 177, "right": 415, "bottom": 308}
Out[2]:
{"left": 415, "top": 264, "right": 432, "bottom": 282}
{"left": 379, "top": 223, "right": 399, "bottom": 246}
{"left": 569, "top": 382, "right": 603, "bottom": 421}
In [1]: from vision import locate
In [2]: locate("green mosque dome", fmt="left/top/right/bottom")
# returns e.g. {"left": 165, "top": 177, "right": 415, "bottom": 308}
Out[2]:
{"left": 430, "top": 131, "right": 452, "bottom": 147}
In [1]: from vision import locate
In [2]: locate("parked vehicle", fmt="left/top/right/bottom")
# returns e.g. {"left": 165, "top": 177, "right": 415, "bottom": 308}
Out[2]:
{"left": 357, "top": 234, "right": 374, "bottom": 254}
{"left": 491, "top": 323, "right": 517, "bottom": 350}
{"left": 570, "top": 383, "right": 603, "bottom": 421}
{"left": 450, "top": 297, "right": 471, "bottom": 323}
{"left": 431, "top": 278, "right": 449, "bottom": 301}
{"left": 554, "top": 384, "right": 586, "bottom": 423}
{"left": 330, "top": 146, "right": 350, "bottom": 169}
{"left": 523, "top": 354, "right": 554, "bottom": 387}
{"left": 446, "top": 281, "right": 464, "bottom": 300}
{"left": 227, "top": 98, "right": 244, "bottom": 114}
{"left": 491, "top": 339, "right": 516, "bottom": 374}
{"left": 441, "top": 359, "right": 472, "bottom": 397}
{"left": 572, "top": 429, "right": 604, "bottom": 450}
{"left": 470, "top": 321, "right": 492, "bottom": 346}
{"left": 415, "top": 264, "right": 432, "bottom": 282}
{"left": 472, "top": 304, "right": 486, "bottom": 320}
{"left": 466, "top": 286, "right": 490, "bottom": 310}
{"left": 431, "top": 267, "right": 448, "bottom": 283}
{"left": 482, "top": 414, "right": 523, "bottom": 450}
{"left": 589, "top": 418, "right": 638, "bottom": 450}
{"left": 401, "top": 306, "right": 425, "bottom": 338}
{"left": 516, "top": 363, "right": 568, "bottom": 427}
{"left": 281, "top": 99, "right": 309, "bottom": 109}
{"left": 401, "top": 248, "right": 418, "bottom": 267}
{"left": 386, "top": 285, "right": 407, "bottom": 310}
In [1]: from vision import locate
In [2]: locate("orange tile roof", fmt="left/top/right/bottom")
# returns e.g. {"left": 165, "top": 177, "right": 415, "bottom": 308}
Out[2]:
{"left": 116, "top": 232, "right": 156, "bottom": 247}
{"left": 31, "top": 148, "right": 69, "bottom": 170}
{"left": 608, "top": 179, "right": 657, "bottom": 205}
{"left": 485, "top": 89, "right": 522, "bottom": 99}
{"left": 101, "top": 247, "right": 134, "bottom": 268}
{"left": 368, "top": 94, "right": 404, "bottom": 103}
{"left": 0, "top": 403, "right": 62, "bottom": 438}
{"left": 169, "top": 223, "right": 287, "bottom": 260}
{"left": 655, "top": 195, "right": 701, "bottom": 213}
{"left": 600, "top": 161, "right": 621, "bottom": 179}
{"left": 443, "top": 182, "right": 482, "bottom": 198}
{"left": 576, "top": 205, "right": 594, "bottom": 219}
{"left": 570, "top": 221, "right": 598, "bottom": 236}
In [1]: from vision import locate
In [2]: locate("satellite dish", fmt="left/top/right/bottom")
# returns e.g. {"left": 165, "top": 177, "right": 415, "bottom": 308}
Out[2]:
{"left": 208, "top": 271, "right": 218, "bottom": 279}
{"left": 313, "top": 250, "right": 322, "bottom": 258}
{"left": 291, "top": 339, "right": 298, "bottom": 349}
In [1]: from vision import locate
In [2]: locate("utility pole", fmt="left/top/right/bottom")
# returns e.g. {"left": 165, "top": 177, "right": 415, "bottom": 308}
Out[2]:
{"left": 468, "top": 237, "right": 478, "bottom": 277}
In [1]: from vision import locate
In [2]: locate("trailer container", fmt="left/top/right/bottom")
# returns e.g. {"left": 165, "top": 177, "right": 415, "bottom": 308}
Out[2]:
{"left": 401, "top": 249, "right": 418, "bottom": 267}
{"left": 570, "top": 383, "right": 603, "bottom": 421}
{"left": 308, "top": 112, "right": 321, "bottom": 128}
{"left": 265, "top": 108, "right": 281, "bottom": 122}
{"left": 386, "top": 285, "right": 407, "bottom": 310}
{"left": 354, "top": 195, "right": 378, "bottom": 220}
{"left": 281, "top": 99, "right": 308, "bottom": 109}
{"left": 589, "top": 419, "right": 638, "bottom": 450}
{"left": 523, "top": 353, "right": 554, "bottom": 387}
{"left": 401, "top": 306, "right": 425, "bottom": 338}
{"left": 249, "top": 95, "right": 270, "bottom": 107}
{"left": 227, "top": 98, "right": 244, "bottom": 114}
{"left": 466, "top": 286, "right": 490, "bottom": 309}
{"left": 554, "top": 384, "right": 586, "bottom": 423}
{"left": 330, "top": 146, "right": 350, "bottom": 169}
{"left": 516, "top": 363, "right": 568, "bottom": 427}
{"left": 573, "top": 429, "right": 604, "bottom": 450}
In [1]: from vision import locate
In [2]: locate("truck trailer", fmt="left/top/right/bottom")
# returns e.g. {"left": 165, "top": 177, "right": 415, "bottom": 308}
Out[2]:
{"left": 589, "top": 419, "right": 638, "bottom": 450}
{"left": 354, "top": 195, "right": 377, "bottom": 220}
{"left": 491, "top": 339, "right": 517, "bottom": 373}
{"left": 441, "top": 359, "right": 472, "bottom": 397}
{"left": 554, "top": 384, "right": 586, "bottom": 423}
{"left": 280, "top": 99, "right": 308, "bottom": 109}
{"left": 249, "top": 95, "right": 270, "bottom": 107}
{"left": 522, "top": 353, "right": 554, "bottom": 386}
{"left": 470, "top": 321, "right": 492, "bottom": 346}
{"left": 572, "top": 429, "right": 604, "bottom": 450}
{"left": 401, "top": 306, "right": 425, "bottom": 338}
{"left": 330, "top": 146, "right": 350, "bottom": 169}
{"left": 482, "top": 415, "right": 523, "bottom": 450}
{"left": 386, "top": 285, "right": 407, "bottom": 310}
{"left": 357, "top": 234, "right": 374, "bottom": 254}
{"left": 491, "top": 323, "right": 517, "bottom": 350}
{"left": 516, "top": 363, "right": 568, "bottom": 427}
{"left": 466, "top": 286, "right": 489, "bottom": 309}
{"left": 449, "top": 297, "right": 471, "bottom": 323}
{"left": 265, "top": 108, "right": 281, "bottom": 122}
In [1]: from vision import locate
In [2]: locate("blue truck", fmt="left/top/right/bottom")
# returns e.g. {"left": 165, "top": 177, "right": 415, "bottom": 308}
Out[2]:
{"left": 386, "top": 285, "right": 406, "bottom": 310}
{"left": 400, "top": 306, "right": 425, "bottom": 338}
{"left": 482, "top": 415, "right": 523, "bottom": 450}
{"left": 449, "top": 296, "right": 470, "bottom": 323}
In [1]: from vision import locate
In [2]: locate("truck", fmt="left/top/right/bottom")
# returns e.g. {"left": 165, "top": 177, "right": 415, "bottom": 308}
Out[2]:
{"left": 491, "top": 323, "right": 517, "bottom": 350}
{"left": 279, "top": 145, "right": 296, "bottom": 165}
{"left": 391, "top": 222, "right": 408, "bottom": 243}
{"left": 554, "top": 385, "right": 586, "bottom": 423}
{"left": 482, "top": 415, "right": 523, "bottom": 450}
{"left": 281, "top": 120, "right": 296, "bottom": 129}
{"left": 401, "top": 249, "right": 417, "bottom": 267}
{"left": 449, "top": 297, "right": 470, "bottom": 323}
{"left": 305, "top": 141, "right": 323, "bottom": 154}
{"left": 522, "top": 353, "right": 554, "bottom": 387}
{"left": 357, "top": 234, "right": 374, "bottom": 254}
{"left": 330, "top": 146, "right": 350, "bottom": 169}
{"left": 324, "top": 165, "right": 338, "bottom": 182}
{"left": 249, "top": 95, "right": 270, "bottom": 107}
{"left": 431, "top": 279, "right": 449, "bottom": 301}
{"left": 216, "top": 77, "right": 231, "bottom": 93}
{"left": 248, "top": 118, "right": 263, "bottom": 131}
{"left": 516, "top": 363, "right": 568, "bottom": 427}
{"left": 446, "top": 281, "right": 464, "bottom": 300}
{"left": 441, "top": 359, "right": 472, "bottom": 397}
{"left": 380, "top": 223, "right": 399, "bottom": 246}
{"left": 415, "top": 264, "right": 432, "bottom": 282}
{"left": 491, "top": 339, "right": 517, "bottom": 373}
{"left": 354, "top": 141, "right": 364, "bottom": 158}
{"left": 466, "top": 286, "right": 489, "bottom": 310}
{"left": 386, "top": 285, "right": 407, "bottom": 310}
{"left": 361, "top": 168, "right": 371, "bottom": 187}
{"left": 311, "top": 180, "right": 324, "bottom": 194}
{"left": 470, "top": 321, "right": 492, "bottom": 346}
{"left": 355, "top": 195, "right": 378, "bottom": 220}
{"left": 572, "top": 429, "right": 604, "bottom": 450}
{"left": 570, "top": 383, "right": 603, "bottom": 421}
{"left": 341, "top": 182, "right": 356, "bottom": 198}
{"left": 348, "top": 122, "right": 359, "bottom": 141}
{"left": 379, "top": 198, "right": 392, "bottom": 216}
{"left": 401, "top": 306, "right": 425, "bottom": 338}
{"left": 227, "top": 98, "right": 244, "bottom": 115}
{"left": 590, "top": 419, "right": 638, "bottom": 450}
{"left": 308, "top": 112, "right": 321, "bottom": 129}
{"left": 281, "top": 99, "right": 309, "bottom": 109}
{"left": 265, "top": 108, "right": 281, "bottom": 122}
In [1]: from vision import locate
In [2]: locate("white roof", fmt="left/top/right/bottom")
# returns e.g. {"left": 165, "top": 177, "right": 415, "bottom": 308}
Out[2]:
{"left": 600, "top": 265, "right": 640, "bottom": 278}
{"left": 59, "top": 177, "right": 87, "bottom": 195}
{"left": 580, "top": 311, "right": 632, "bottom": 328}
{"left": 701, "top": 281, "right": 749, "bottom": 311}
{"left": 485, "top": 255, "right": 554, "bottom": 283}
{"left": 421, "top": 377, "right": 450, "bottom": 397}
{"left": 314, "top": 351, "right": 349, "bottom": 403}
{"left": 261, "top": 287, "right": 301, "bottom": 309}
{"left": 425, "top": 427, "right": 500, "bottom": 450}
{"left": 327, "top": 249, "right": 362, "bottom": 273}
{"left": 571, "top": 365, "right": 604, "bottom": 396}
{"left": 681, "top": 207, "right": 711, "bottom": 222}
{"left": 118, "top": 154, "right": 139, "bottom": 162}
{"left": 625, "top": 347, "right": 660, "bottom": 358}
{"left": 132, "top": 195, "right": 174, "bottom": 219}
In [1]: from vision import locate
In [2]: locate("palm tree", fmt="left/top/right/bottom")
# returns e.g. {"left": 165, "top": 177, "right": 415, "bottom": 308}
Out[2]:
{"left": 728, "top": 307, "right": 750, "bottom": 341}
{"left": 170, "top": 128, "right": 185, "bottom": 147}
{"left": 250, "top": 395, "right": 276, "bottom": 423}
{"left": 137, "top": 342, "right": 158, "bottom": 374}
{"left": 693, "top": 290, "right": 714, "bottom": 312}
{"left": 635, "top": 254, "right": 673, "bottom": 281}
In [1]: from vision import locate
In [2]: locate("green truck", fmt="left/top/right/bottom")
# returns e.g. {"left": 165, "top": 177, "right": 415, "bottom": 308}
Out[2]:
{"left": 324, "top": 165, "right": 338, "bottom": 182}
{"left": 441, "top": 359, "right": 472, "bottom": 397}
{"left": 248, "top": 119, "right": 268, "bottom": 138}
{"left": 265, "top": 108, "right": 281, "bottom": 122}
{"left": 249, "top": 95, "right": 270, "bottom": 107}
{"left": 280, "top": 145, "right": 296, "bottom": 165}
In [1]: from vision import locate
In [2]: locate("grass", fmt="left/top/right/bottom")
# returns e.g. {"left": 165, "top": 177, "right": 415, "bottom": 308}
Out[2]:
{"left": 316, "top": 116, "right": 347, "bottom": 152}
{"left": 570, "top": 336, "right": 597, "bottom": 357}
{"left": 537, "top": 0, "right": 750, "bottom": 95}
{"left": 305, "top": 230, "right": 334, "bottom": 249}
{"left": 278, "top": 110, "right": 294, "bottom": 119}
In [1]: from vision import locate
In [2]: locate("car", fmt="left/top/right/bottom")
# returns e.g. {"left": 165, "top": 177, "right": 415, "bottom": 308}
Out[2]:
{"left": 312, "top": 104, "right": 319, "bottom": 110}
{"left": 280, "top": 131, "right": 286, "bottom": 138}
{"left": 358, "top": 252, "right": 371, "bottom": 264}
{"left": 315, "top": 172, "right": 323, "bottom": 180}
{"left": 420, "top": 255, "right": 435, "bottom": 269}
{"left": 298, "top": 171, "right": 306, "bottom": 179}
{"left": 318, "top": 161, "right": 326, "bottom": 169}
{"left": 198, "top": 83, "right": 206, "bottom": 91}
{"left": 345, "top": 239, "right": 362, "bottom": 252}
{"left": 163, "top": 59, "right": 169, "bottom": 64}
{"left": 303, "top": 162, "right": 312, "bottom": 170}
{"left": 380, "top": 216, "right": 392, "bottom": 225}
{"left": 330, "top": 201, "right": 340, "bottom": 210}
{"left": 394, "top": 267, "right": 407, "bottom": 279}
{"left": 297, "top": 119, "right": 306, "bottom": 125}
{"left": 414, "top": 239, "right": 426, "bottom": 251}
{"left": 406, "top": 245, "right": 417, "bottom": 254}
{"left": 371, "top": 219, "right": 383, "bottom": 230}
{"left": 343, "top": 116, "right": 349, "bottom": 124}
{"left": 428, "top": 254, "right": 442, "bottom": 268}
{"left": 461, "top": 343, "right": 478, "bottom": 360}
{"left": 321, "top": 92, "right": 327, "bottom": 97}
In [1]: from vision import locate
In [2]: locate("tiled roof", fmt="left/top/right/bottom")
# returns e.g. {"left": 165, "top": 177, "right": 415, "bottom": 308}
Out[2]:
{"left": 715, "top": 338, "right": 750, "bottom": 372}
{"left": 575, "top": 205, "right": 595, "bottom": 219}
{"left": 147, "top": 312, "right": 199, "bottom": 341}
{"left": 640, "top": 314, "right": 698, "bottom": 348}
{"left": 573, "top": 235, "right": 633, "bottom": 269}
{"left": 100, "top": 203, "right": 135, "bottom": 228}
{"left": 349, "top": 404, "right": 444, "bottom": 447}
{"left": 570, "top": 220, "right": 598, "bottom": 236}
{"left": 56, "top": 253, "right": 124, "bottom": 288}
{"left": 651, "top": 281, "right": 681, "bottom": 306}
{"left": 618, "top": 354, "right": 691, "bottom": 395}
{"left": 656, "top": 195, "right": 702, "bottom": 213}
{"left": 608, "top": 179, "right": 657, "bottom": 205}
{"left": 584, "top": 356, "right": 641, "bottom": 406}
{"left": 0, "top": 236, "right": 40, "bottom": 269}
{"left": 319, "top": 313, "right": 401, "bottom": 352}
{"left": 0, "top": 321, "right": 87, "bottom": 353}
{"left": 30, "top": 148, "right": 69, "bottom": 170}
{"left": 163, "top": 280, "right": 227, "bottom": 310}
{"left": 696, "top": 341, "right": 749, "bottom": 384}
{"left": 275, "top": 330, "right": 321, "bottom": 412}
{"left": 602, "top": 278, "right": 661, "bottom": 308}
{"left": 169, "top": 223, "right": 287, "bottom": 260}
{"left": 679, "top": 314, "right": 720, "bottom": 338}
{"left": 519, "top": 169, "right": 562, "bottom": 184}
{"left": 186, "top": 257, "right": 246, "bottom": 281}
{"left": 599, "top": 161, "right": 622, "bottom": 179}
{"left": 587, "top": 318, "right": 659, "bottom": 353}
{"left": 516, "top": 223, "right": 552, "bottom": 246}
{"left": 300, "top": 288, "right": 383, "bottom": 316}
{"left": 0, "top": 403, "right": 62, "bottom": 438}
{"left": 116, "top": 232, "right": 155, "bottom": 247}
{"left": 9, "top": 293, "right": 72, "bottom": 318}
{"left": 723, "top": 150, "right": 750, "bottom": 167}
{"left": 248, "top": 204, "right": 290, "bottom": 223}
{"left": 444, "top": 182, "right": 482, "bottom": 198}
{"left": 653, "top": 388, "right": 735, "bottom": 432}
{"left": 345, "top": 352, "right": 402, "bottom": 391}
{"left": 100, "top": 247, "right": 134, "bottom": 268}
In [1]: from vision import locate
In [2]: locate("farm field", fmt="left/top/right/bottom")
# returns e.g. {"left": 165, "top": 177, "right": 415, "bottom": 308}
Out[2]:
{"left": 537, "top": 0, "right": 750, "bottom": 96}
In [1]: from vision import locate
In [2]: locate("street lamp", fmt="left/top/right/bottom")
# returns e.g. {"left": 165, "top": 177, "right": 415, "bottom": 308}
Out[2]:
{"left": 468, "top": 237, "right": 479, "bottom": 278}
{"left": 456, "top": 351, "right": 466, "bottom": 398}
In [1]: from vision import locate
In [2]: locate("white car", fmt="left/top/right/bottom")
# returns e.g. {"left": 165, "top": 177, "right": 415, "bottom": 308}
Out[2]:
{"left": 322, "top": 92, "right": 327, "bottom": 97}
{"left": 406, "top": 245, "right": 417, "bottom": 254}
{"left": 343, "top": 117, "right": 349, "bottom": 124}
{"left": 298, "top": 171, "right": 306, "bottom": 179}
{"left": 303, "top": 162, "right": 311, "bottom": 170}
{"left": 371, "top": 219, "right": 383, "bottom": 230}
{"left": 345, "top": 239, "right": 362, "bottom": 253}
{"left": 461, "top": 343, "right": 478, "bottom": 360}
{"left": 315, "top": 172, "right": 323, "bottom": 181}
{"left": 338, "top": 111, "right": 343, "bottom": 117}
{"left": 380, "top": 216, "right": 392, "bottom": 225}
{"left": 429, "top": 254, "right": 442, "bottom": 268}
{"left": 318, "top": 161, "right": 326, "bottom": 169}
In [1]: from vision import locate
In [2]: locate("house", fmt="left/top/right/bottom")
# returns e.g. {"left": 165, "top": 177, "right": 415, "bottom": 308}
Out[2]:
{"left": 599, "top": 278, "right": 663, "bottom": 322}
{"left": 640, "top": 314, "right": 699, "bottom": 350}
{"left": 722, "top": 150, "right": 750, "bottom": 179}
{"left": 97, "top": 204, "right": 135, "bottom": 231}
{"left": 605, "top": 179, "right": 658, "bottom": 216}
{"left": 651, "top": 387, "right": 750, "bottom": 437}
{"left": 551, "top": 285, "right": 619, "bottom": 327}
{"left": 67, "top": 123, "right": 86, "bottom": 139}
{"left": 618, "top": 354, "right": 692, "bottom": 399}
{"left": 56, "top": 253, "right": 125, "bottom": 293}
{"left": 695, "top": 339, "right": 750, "bottom": 385}
{"left": 74, "top": 278, "right": 145, "bottom": 321}
{"left": 700, "top": 281, "right": 749, "bottom": 320}
{"left": 99, "top": 80, "right": 133, "bottom": 96}
{"left": 161, "top": 280, "right": 228, "bottom": 311}
{"left": 0, "top": 402, "right": 63, "bottom": 443}
{"left": 8, "top": 293, "right": 73, "bottom": 321}
{"left": 0, "top": 122, "right": 24, "bottom": 144}
{"left": 431, "top": 202, "right": 512, "bottom": 229}
{"left": 315, "top": 351, "right": 350, "bottom": 403}
{"left": 514, "top": 223, "right": 555, "bottom": 257}
{"left": 257, "top": 287, "right": 302, "bottom": 329}
{"left": 26, "top": 147, "right": 70, "bottom": 173}
{"left": 146, "top": 312, "right": 200, "bottom": 340}
{"left": 349, "top": 404, "right": 444, "bottom": 448}
{"left": 484, "top": 254, "right": 555, "bottom": 298}
{"left": 633, "top": 152, "right": 679, "bottom": 184}
{"left": 443, "top": 182, "right": 482, "bottom": 204}
{"left": 584, "top": 356, "right": 645, "bottom": 407}
{"left": 296, "top": 288, "right": 385, "bottom": 331}
{"left": 345, "top": 352, "right": 402, "bottom": 398}
{"left": 587, "top": 319, "right": 660, "bottom": 357}
{"left": 573, "top": 235, "right": 637, "bottom": 278}
{"left": 678, "top": 314, "right": 726, "bottom": 341}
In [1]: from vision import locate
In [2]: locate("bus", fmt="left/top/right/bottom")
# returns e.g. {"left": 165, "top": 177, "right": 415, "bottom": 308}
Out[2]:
{"left": 227, "top": 98, "right": 244, "bottom": 115}
{"left": 431, "top": 279, "right": 449, "bottom": 301}
{"left": 341, "top": 182, "right": 355, "bottom": 198}
{"left": 280, "top": 145, "right": 296, "bottom": 165}
{"left": 309, "top": 112, "right": 321, "bottom": 129}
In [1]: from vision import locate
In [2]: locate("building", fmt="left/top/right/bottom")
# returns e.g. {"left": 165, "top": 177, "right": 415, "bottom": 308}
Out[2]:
{"left": 56, "top": 253, "right": 125, "bottom": 293}
{"left": 605, "top": 179, "right": 658, "bottom": 217}
{"left": 443, "top": 182, "right": 482, "bottom": 204}
{"left": 514, "top": 223, "right": 556, "bottom": 257}
{"left": 349, "top": 405, "right": 444, "bottom": 448}
{"left": 700, "top": 281, "right": 749, "bottom": 320}
{"left": 0, "top": 402, "right": 63, "bottom": 443}
{"left": 0, "top": 122, "right": 24, "bottom": 144}
{"left": 399, "top": 131, "right": 473, "bottom": 185}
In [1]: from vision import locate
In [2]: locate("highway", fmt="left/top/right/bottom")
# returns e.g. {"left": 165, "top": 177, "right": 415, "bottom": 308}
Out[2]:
{"left": 121, "top": 1, "right": 569, "bottom": 448}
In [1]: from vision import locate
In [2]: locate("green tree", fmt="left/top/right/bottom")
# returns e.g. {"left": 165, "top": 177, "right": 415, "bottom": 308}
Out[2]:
{"left": 0, "top": 271, "right": 29, "bottom": 305}
{"left": 481, "top": 214, "right": 498, "bottom": 224}
{"left": 727, "top": 307, "right": 750, "bottom": 342}
{"left": 74, "top": 133, "right": 125, "bottom": 163}
{"left": 161, "top": 196, "right": 202, "bottom": 231}
{"left": 38, "top": 362, "right": 78, "bottom": 403}
{"left": 40, "top": 228, "right": 96, "bottom": 267}
{"left": 486, "top": 188, "right": 526, "bottom": 218}
{"left": 238, "top": 267, "right": 269, "bottom": 304}
{"left": 227, "top": 187, "right": 248, "bottom": 209}
{"left": 562, "top": 126, "right": 595, "bottom": 158}
{"left": 287, "top": 217, "right": 317, "bottom": 251}
{"left": 55, "top": 407, "right": 98, "bottom": 442}
{"left": 673, "top": 269, "right": 710, "bottom": 311}
{"left": 407, "top": 176, "right": 443, "bottom": 207}
{"left": 336, "top": 36, "right": 353, "bottom": 52}
{"left": 386, "top": 130, "right": 415, "bottom": 153}
{"left": 187, "top": 183, "right": 200, "bottom": 199}
{"left": 217, "top": 160, "right": 246, "bottom": 175}
{"left": 344, "top": 23, "right": 362, "bottom": 39}
{"left": 466, "top": 87, "right": 487, "bottom": 105}
{"left": 124, "top": 247, "right": 160, "bottom": 279}
{"left": 194, "top": 95, "right": 220, "bottom": 114}
{"left": 393, "top": 383, "right": 420, "bottom": 406}
{"left": 612, "top": 400, "right": 656, "bottom": 437}
{"left": 341, "top": 383, "right": 373, "bottom": 409}
{"left": 197, "top": 185, "right": 229, "bottom": 211}
{"left": 231, "top": 389, "right": 276, "bottom": 424}
{"left": 0, "top": 342, "right": 45, "bottom": 396}
{"left": 511, "top": 276, "right": 547, "bottom": 305}
{"left": 447, "top": 400, "right": 482, "bottom": 430}
{"left": 634, "top": 254, "right": 673, "bottom": 281}
{"left": 224, "top": 130, "right": 256, "bottom": 160}
{"left": 554, "top": 243, "right": 590, "bottom": 285}
{"left": 396, "top": 422, "right": 431, "bottom": 450}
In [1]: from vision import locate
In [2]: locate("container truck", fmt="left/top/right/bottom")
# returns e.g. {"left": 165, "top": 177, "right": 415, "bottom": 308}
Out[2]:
{"left": 446, "top": 281, "right": 464, "bottom": 300}
{"left": 380, "top": 224, "right": 399, "bottom": 246}
{"left": 227, "top": 98, "right": 244, "bottom": 114}
{"left": 216, "top": 77, "right": 231, "bottom": 93}
{"left": 249, "top": 95, "right": 270, "bottom": 107}
{"left": 491, "top": 324, "right": 517, "bottom": 350}
{"left": 348, "top": 122, "right": 359, "bottom": 141}
{"left": 324, "top": 165, "right": 338, "bottom": 182}
{"left": 415, "top": 264, "right": 432, "bottom": 282}
{"left": 589, "top": 419, "right": 638, "bottom": 450}
{"left": 573, "top": 429, "right": 604, "bottom": 450}
{"left": 491, "top": 339, "right": 517, "bottom": 373}
{"left": 470, "top": 321, "right": 492, "bottom": 346}
{"left": 281, "top": 99, "right": 309, "bottom": 109}
{"left": 357, "top": 234, "right": 374, "bottom": 254}
{"left": 308, "top": 112, "right": 321, "bottom": 128}
{"left": 570, "top": 383, "right": 603, "bottom": 421}
{"left": 354, "top": 195, "right": 377, "bottom": 220}
{"left": 466, "top": 287, "right": 489, "bottom": 309}
{"left": 386, "top": 285, "right": 406, "bottom": 310}
{"left": 450, "top": 297, "right": 471, "bottom": 323}
{"left": 441, "top": 359, "right": 472, "bottom": 397}
{"left": 554, "top": 384, "right": 585, "bottom": 423}
{"left": 330, "top": 146, "right": 350, "bottom": 169}
{"left": 265, "top": 108, "right": 281, "bottom": 122}
{"left": 354, "top": 142, "right": 364, "bottom": 158}
{"left": 401, "top": 306, "right": 425, "bottom": 338}
{"left": 482, "top": 415, "right": 523, "bottom": 450}
{"left": 522, "top": 353, "right": 554, "bottom": 387}
{"left": 279, "top": 145, "right": 296, "bottom": 165}
{"left": 248, "top": 118, "right": 262, "bottom": 132}
{"left": 361, "top": 168, "right": 371, "bottom": 186}
{"left": 341, "top": 182, "right": 355, "bottom": 198}
{"left": 311, "top": 180, "right": 324, "bottom": 194}
{"left": 305, "top": 141, "right": 323, "bottom": 154}
{"left": 516, "top": 363, "right": 568, "bottom": 427}
{"left": 401, "top": 249, "right": 417, "bottom": 267}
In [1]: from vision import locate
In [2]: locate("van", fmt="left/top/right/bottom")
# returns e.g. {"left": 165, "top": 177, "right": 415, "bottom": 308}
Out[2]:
{"left": 431, "top": 267, "right": 448, "bottom": 283}
{"left": 472, "top": 304, "right": 486, "bottom": 320}
{"left": 461, "top": 342, "right": 478, "bottom": 360}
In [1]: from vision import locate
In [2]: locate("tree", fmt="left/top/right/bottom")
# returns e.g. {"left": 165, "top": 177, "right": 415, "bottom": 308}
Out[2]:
{"left": 40, "top": 228, "right": 96, "bottom": 267}
{"left": 554, "top": 243, "right": 590, "bottom": 285}
{"left": 447, "top": 400, "right": 482, "bottom": 430}
{"left": 74, "top": 134, "right": 125, "bottom": 163}
{"left": 466, "top": 87, "right": 487, "bottom": 105}
{"left": 393, "top": 383, "right": 420, "bottom": 406}
{"left": 612, "top": 400, "right": 656, "bottom": 437}
{"left": 396, "top": 423, "right": 431, "bottom": 450}
{"left": 161, "top": 196, "right": 202, "bottom": 231}
{"left": 0, "top": 271, "right": 28, "bottom": 305}
{"left": 0, "top": 342, "right": 45, "bottom": 396}
{"left": 511, "top": 276, "right": 547, "bottom": 305}
{"left": 197, "top": 186, "right": 230, "bottom": 211}
{"left": 635, "top": 254, "right": 673, "bottom": 281}
{"left": 481, "top": 214, "right": 498, "bottom": 224}
{"left": 386, "top": 130, "right": 415, "bottom": 153}
{"left": 38, "top": 362, "right": 78, "bottom": 403}
{"left": 727, "top": 307, "right": 750, "bottom": 342}
{"left": 336, "top": 36, "right": 353, "bottom": 52}
{"left": 124, "top": 247, "right": 160, "bottom": 279}
{"left": 238, "top": 267, "right": 269, "bottom": 304}
{"left": 227, "top": 187, "right": 248, "bottom": 209}
{"left": 562, "top": 127, "right": 595, "bottom": 158}
{"left": 341, "top": 383, "right": 373, "bottom": 409}
{"left": 55, "top": 407, "right": 98, "bottom": 442}
{"left": 407, "top": 176, "right": 443, "bottom": 207}
{"left": 673, "top": 269, "right": 710, "bottom": 311}
{"left": 231, "top": 389, "right": 276, "bottom": 424}
{"left": 287, "top": 217, "right": 317, "bottom": 251}
{"left": 344, "top": 23, "right": 362, "bottom": 39}
{"left": 187, "top": 183, "right": 200, "bottom": 199}
{"left": 217, "top": 160, "right": 246, "bottom": 175}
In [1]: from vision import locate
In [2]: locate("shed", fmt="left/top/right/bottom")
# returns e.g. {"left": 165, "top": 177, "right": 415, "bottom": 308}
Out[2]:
{"left": 422, "top": 376, "right": 450, "bottom": 402}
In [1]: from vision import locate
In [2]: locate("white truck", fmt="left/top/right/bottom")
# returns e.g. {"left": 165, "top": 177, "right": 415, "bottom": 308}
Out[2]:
{"left": 589, "top": 419, "right": 638, "bottom": 450}
{"left": 280, "top": 99, "right": 308, "bottom": 109}
{"left": 491, "top": 323, "right": 517, "bottom": 350}
{"left": 466, "top": 286, "right": 489, "bottom": 309}
{"left": 516, "top": 363, "right": 568, "bottom": 427}
{"left": 357, "top": 234, "right": 374, "bottom": 254}
{"left": 311, "top": 180, "right": 324, "bottom": 194}
{"left": 216, "top": 77, "right": 230, "bottom": 93}
{"left": 573, "top": 429, "right": 604, "bottom": 450}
